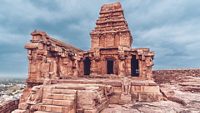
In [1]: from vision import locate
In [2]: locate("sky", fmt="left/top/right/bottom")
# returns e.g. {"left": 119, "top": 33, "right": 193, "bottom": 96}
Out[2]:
{"left": 0, "top": 0, "right": 199, "bottom": 78}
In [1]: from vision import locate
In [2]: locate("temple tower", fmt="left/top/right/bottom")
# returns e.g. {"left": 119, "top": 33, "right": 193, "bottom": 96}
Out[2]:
{"left": 90, "top": 2, "right": 132, "bottom": 50}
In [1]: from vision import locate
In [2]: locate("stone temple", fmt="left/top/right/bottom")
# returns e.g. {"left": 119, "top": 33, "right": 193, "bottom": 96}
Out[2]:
{"left": 13, "top": 2, "right": 163, "bottom": 113}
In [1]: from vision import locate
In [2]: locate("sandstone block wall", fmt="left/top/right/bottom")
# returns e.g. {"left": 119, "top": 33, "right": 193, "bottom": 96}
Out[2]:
{"left": 0, "top": 100, "right": 19, "bottom": 113}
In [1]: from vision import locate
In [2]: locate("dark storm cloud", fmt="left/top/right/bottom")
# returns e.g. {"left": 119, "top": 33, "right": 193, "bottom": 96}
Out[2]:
{"left": 0, "top": 0, "right": 199, "bottom": 77}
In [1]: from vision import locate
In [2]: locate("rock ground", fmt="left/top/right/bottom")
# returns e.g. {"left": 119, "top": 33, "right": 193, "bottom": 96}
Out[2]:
{"left": 101, "top": 74, "right": 200, "bottom": 113}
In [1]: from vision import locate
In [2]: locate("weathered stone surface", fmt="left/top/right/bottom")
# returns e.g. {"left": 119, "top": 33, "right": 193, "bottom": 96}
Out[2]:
{"left": 0, "top": 100, "right": 19, "bottom": 113}
{"left": 11, "top": 109, "right": 28, "bottom": 113}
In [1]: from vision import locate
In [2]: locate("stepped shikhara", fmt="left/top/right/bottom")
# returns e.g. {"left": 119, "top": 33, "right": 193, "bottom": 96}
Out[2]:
{"left": 13, "top": 2, "right": 163, "bottom": 113}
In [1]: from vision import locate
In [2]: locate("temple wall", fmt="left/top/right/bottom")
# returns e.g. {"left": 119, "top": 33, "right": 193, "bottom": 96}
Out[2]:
{"left": 81, "top": 48, "right": 154, "bottom": 79}
{"left": 109, "top": 82, "right": 162, "bottom": 103}
{"left": 25, "top": 31, "right": 82, "bottom": 85}
{"left": 0, "top": 100, "right": 19, "bottom": 113}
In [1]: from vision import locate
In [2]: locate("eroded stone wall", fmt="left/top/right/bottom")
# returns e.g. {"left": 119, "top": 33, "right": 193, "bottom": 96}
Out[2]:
{"left": 25, "top": 31, "right": 83, "bottom": 86}
{"left": 0, "top": 100, "right": 19, "bottom": 113}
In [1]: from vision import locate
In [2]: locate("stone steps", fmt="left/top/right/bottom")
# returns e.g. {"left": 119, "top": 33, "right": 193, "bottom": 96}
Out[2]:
{"left": 44, "top": 93, "right": 75, "bottom": 100}
{"left": 42, "top": 99, "right": 74, "bottom": 106}
{"left": 37, "top": 104, "right": 70, "bottom": 113}
{"left": 34, "top": 111, "right": 60, "bottom": 113}
{"left": 51, "top": 89, "right": 77, "bottom": 94}
{"left": 35, "top": 86, "right": 77, "bottom": 113}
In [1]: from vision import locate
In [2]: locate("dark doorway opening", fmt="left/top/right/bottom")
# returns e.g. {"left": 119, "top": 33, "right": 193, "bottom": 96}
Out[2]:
{"left": 83, "top": 57, "right": 91, "bottom": 75}
{"left": 131, "top": 55, "right": 139, "bottom": 77}
{"left": 107, "top": 59, "right": 114, "bottom": 74}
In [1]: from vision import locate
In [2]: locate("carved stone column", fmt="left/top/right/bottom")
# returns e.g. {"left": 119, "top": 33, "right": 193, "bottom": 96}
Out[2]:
{"left": 41, "top": 56, "right": 50, "bottom": 79}
{"left": 138, "top": 56, "right": 146, "bottom": 79}
{"left": 90, "top": 49, "right": 100, "bottom": 76}
{"left": 145, "top": 57, "right": 154, "bottom": 80}
{"left": 67, "top": 59, "right": 73, "bottom": 76}
{"left": 126, "top": 56, "right": 132, "bottom": 76}
{"left": 120, "top": 77, "right": 132, "bottom": 104}
{"left": 73, "top": 59, "right": 79, "bottom": 77}
{"left": 48, "top": 58, "right": 58, "bottom": 80}
{"left": 70, "top": 54, "right": 81, "bottom": 77}
{"left": 90, "top": 58, "right": 97, "bottom": 76}
{"left": 119, "top": 56, "right": 126, "bottom": 76}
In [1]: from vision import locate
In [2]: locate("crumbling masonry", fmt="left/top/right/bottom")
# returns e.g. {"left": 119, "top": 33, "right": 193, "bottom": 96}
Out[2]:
{"left": 13, "top": 2, "right": 162, "bottom": 113}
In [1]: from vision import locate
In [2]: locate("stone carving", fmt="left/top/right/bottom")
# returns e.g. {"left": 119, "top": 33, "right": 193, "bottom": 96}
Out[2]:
{"left": 73, "top": 59, "right": 79, "bottom": 77}
{"left": 146, "top": 57, "right": 154, "bottom": 67}
{"left": 119, "top": 60, "right": 125, "bottom": 76}
{"left": 27, "top": 86, "right": 42, "bottom": 105}
{"left": 121, "top": 77, "right": 131, "bottom": 95}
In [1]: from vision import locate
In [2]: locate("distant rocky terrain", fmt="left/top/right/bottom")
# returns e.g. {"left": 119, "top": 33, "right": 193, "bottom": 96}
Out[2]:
{"left": 0, "top": 78, "right": 25, "bottom": 104}
{"left": 101, "top": 69, "right": 200, "bottom": 113}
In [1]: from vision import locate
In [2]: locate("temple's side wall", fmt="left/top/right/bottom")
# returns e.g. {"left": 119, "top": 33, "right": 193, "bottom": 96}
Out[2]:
{"left": 0, "top": 100, "right": 19, "bottom": 113}
{"left": 25, "top": 31, "right": 82, "bottom": 86}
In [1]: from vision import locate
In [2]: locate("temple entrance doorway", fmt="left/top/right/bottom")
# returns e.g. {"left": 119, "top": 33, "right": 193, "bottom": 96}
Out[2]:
{"left": 131, "top": 55, "right": 139, "bottom": 77}
{"left": 83, "top": 57, "right": 91, "bottom": 75}
{"left": 107, "top": 59, "right": 114, "bottom": 74}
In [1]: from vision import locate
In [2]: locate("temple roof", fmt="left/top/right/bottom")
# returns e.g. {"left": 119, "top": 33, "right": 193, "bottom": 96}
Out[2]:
{"left": 91, "top": 2, "right": 131, "bottom": 35}
{"left": 31, "top": 30, "right": 83, "bottom": 52}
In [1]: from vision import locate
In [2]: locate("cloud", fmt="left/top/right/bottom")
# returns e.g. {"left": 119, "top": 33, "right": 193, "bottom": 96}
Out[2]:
{"left": 0, "top": 0, "right": 199, "bottom": 78}
{"left": 119, "top": 0, "right": 200, "bottom": 69}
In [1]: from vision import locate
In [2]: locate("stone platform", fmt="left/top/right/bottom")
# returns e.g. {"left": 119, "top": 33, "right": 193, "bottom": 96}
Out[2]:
{"left": 13, "top": 83, "right": 111, "bottom": 113}
{"left": 13, "top": 78, "right": 162, "bottom": 113}
{"left": 57, "top": 78, "right": 163, "bottom": 103}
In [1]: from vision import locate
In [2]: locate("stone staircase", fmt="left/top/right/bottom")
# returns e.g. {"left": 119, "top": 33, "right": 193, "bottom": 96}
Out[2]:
{"left": 33, "top": 86, "right": 77, "bottom": 113}
{"left": 13, "top": 83, "right": 111, "bottom": 113}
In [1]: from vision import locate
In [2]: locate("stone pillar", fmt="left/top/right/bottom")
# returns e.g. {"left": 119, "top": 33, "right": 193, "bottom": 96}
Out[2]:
{"left": 48, "top": 58, "right": 58, "bottom": 79}
{"left": 73, "top": 54, "right": 81, "bottom": 77}
{"left": 73, "top": 59, "right": 79, "bottom": 77}
{"left": 67, "top": 59, "right": 73, "bottom": 76}
{"left": 126, "top": 56, "right": 132, "bottom": 76}
{"left": 139, "top": 58, "right": 145, "bottom": 79}
{"left": 145, "top": 57, "right": 154, "bottom": 80}
{"left": 119, "top": 60, "right": 125, "bottom": 76}
{"left": 59, "top": 57, "right": 67, "bottom": 79}
{"left": 90, "top": 59, "right": 97, "bottom": 76}
{"left": 101, "top": 59, "right": 107, "bottom": 75}
{"left": 79, "top": 61, "right": 84, "bottom": 76}
{"left": 120, "top": 77, "right": 132, "bottom": 104}
{"left": 41, "top": 56, "right": 50, "bottom": 79}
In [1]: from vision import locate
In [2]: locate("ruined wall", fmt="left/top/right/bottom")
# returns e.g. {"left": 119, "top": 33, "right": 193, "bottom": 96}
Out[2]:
{"left": 25, "top": 31, "right": 83, "bottom": 86}
{"left": 0, "top": 100, "right": 19, "bottom": 113}
{"left": 153, "top": 69, "right": 200, "bottom": 84}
